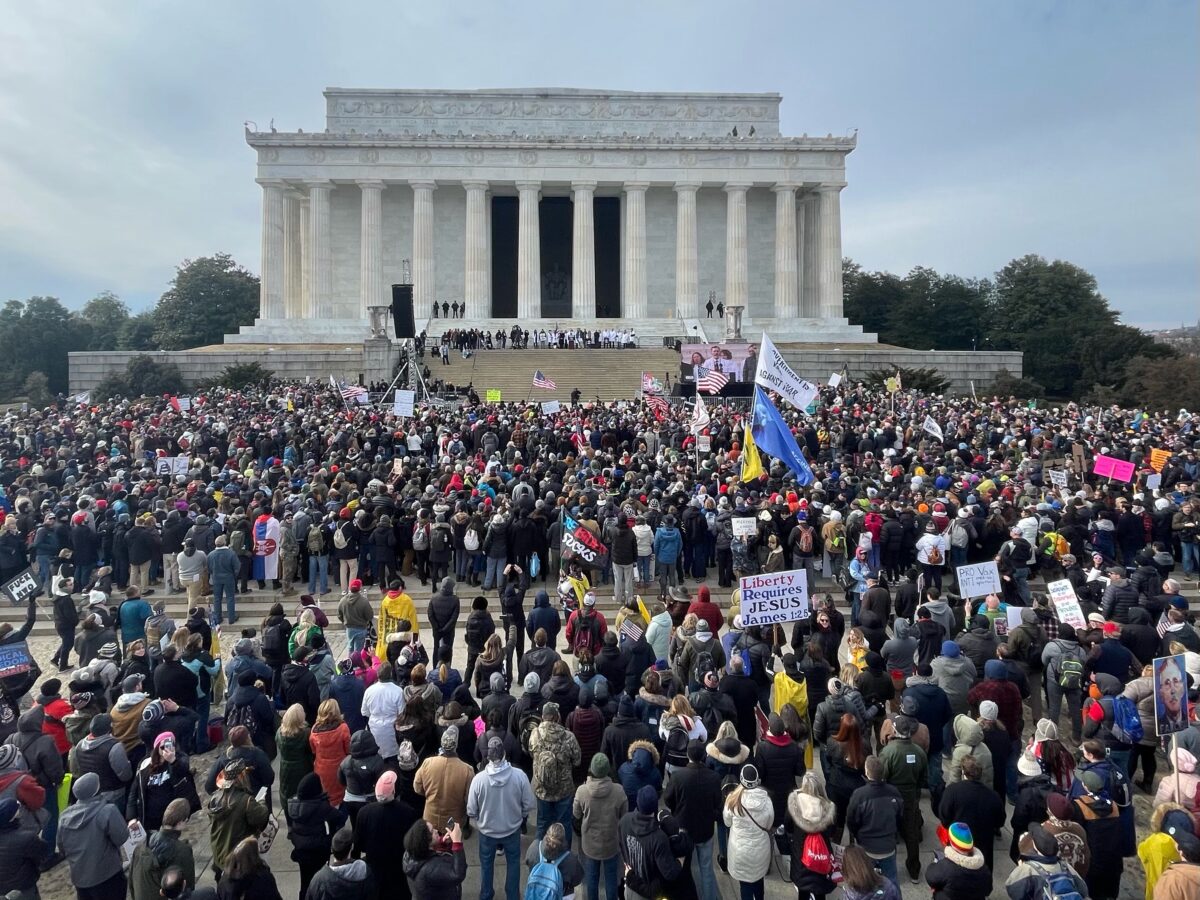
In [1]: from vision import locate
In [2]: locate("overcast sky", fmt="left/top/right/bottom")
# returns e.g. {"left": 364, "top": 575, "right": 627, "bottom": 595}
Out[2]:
{"left": 1, "top": 1, "right": 1196, "bottom": 328}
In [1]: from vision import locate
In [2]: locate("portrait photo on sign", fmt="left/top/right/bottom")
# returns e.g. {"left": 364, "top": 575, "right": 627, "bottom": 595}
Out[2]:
{"left": 680, "top": 342, "right": 758, "bottom": 383}
{"left": 1153, "top": 654, "right": 1190, "bottom": 736}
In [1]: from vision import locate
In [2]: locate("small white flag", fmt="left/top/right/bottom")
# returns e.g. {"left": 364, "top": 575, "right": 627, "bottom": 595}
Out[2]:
{"left": 922, "top": 415, "right": 944, "bottom": 442}
{"left": 690, "top": 394, "right": 710, "bottom": 436}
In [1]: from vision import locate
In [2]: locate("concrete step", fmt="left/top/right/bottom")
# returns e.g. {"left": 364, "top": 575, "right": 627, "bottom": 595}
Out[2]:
{"left": 429, "top": 348, "right": 680, "bottom": 400}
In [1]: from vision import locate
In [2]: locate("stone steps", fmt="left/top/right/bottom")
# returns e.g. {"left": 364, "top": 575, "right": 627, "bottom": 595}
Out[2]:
{"left": 431, "top": 348, "right": 680, "bottom": 400}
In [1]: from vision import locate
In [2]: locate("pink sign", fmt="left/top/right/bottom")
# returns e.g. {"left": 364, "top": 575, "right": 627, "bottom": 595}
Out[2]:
{"left": 1092, "top": 453, "right": 1135, "bottom": 482}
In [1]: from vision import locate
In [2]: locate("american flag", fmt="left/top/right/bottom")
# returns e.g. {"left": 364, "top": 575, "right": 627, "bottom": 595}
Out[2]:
{"left": 532, "top": 369, "right": 557, "bottom": 390}
{"left": 330, "top": 375, "right": 367, "bottom": 402}
{"left": 697, "top": 370, "right": 729, "bottom": 394}
{"left": 645, "top": 393, "right": 669, "bottom": 415}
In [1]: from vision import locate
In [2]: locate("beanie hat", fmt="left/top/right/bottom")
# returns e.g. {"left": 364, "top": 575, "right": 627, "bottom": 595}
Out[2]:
{"left": 978, "top": 700, "right": 998, "bottom": 722}
{"left": 73, "top": 772, "right": 101, "bottom": 801}
{"left": 984, "top": 659, "right": 1007, "bottom": 680}
{"left": 440, "top": 727, "right": 459, "bottom": 752}
{"left": 940, "top": 641, "right": 960, "bottom": 658}
{"left": 97, "top": 642, "right": 119, "bottom": 660}
{"left": 40, "top": 678, "right": 62, "bottom": 697}
{"left": 1174, "top": 830, "right": 1200, "bottom": 862}
{"left": 237, "top": 670, "right": 256, "bottom": 687}
{"left": 523, "top": 672, "right": 541, "bottom": 693}
{"left": 0, "top": 746, "right": 18, "bottom": 771}
{"left": 618, "top": 696, "right": 637, "bottom": 718}
{"left": 487, "top": 737, "right": 506, "bottom": 764}
{"left": 1080, "top": 770, "right": 1105, "bottom": 794}
{"left": 374, "top": 771, "right": 398, "bottom": 801}
{"left": 397, "top": 740, "right": 419, "bottom": 772}
{"left": 740, "top": 763, "right": 761, "bottom": 789}
{"left": 142, "top": 701, "right": 164, "bottom": 723}
{"left": 1046, "top": 792, "right": 1072, "bottom": 820}
{"left": 636, "top": 785, "right": 658, "bottom": 816}
{"left": 589, "top": 753, "right": 611, "bottom": 778}
{"left": 90, "top": 713, "right": 113, "bottom": 736}
{"left": 947, "top": 822, "right": 973, "bottom": 853}
{"left": 1027, "top": 822, "right": 1059, "bottom": 858}
{"left": 1162, "top": 809, "right": 1196, "bottom": 837}
{"left": 1017, "top": 750, "right": 1043, "bottom": 777}
{"left": 153, "top": 731, "right": 176, "bottom": 750}
{"left": 899, "top": 695, "right": 919, "bottom": 717}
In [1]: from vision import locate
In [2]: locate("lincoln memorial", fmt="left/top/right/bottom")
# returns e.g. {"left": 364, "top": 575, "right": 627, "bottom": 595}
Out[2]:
{"left": 230, "top": 87, "right": 873, "bottom": 343}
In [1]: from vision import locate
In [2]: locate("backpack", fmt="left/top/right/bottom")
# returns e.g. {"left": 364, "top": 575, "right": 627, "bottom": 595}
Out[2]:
{"left": 738, "top": 646, "right": 754, "bottom": 678}
{"left": 430, "top": 527, "right": 449, "bottom": 553}
{"left": 800, "top": 832, "right": 832, "bottom": 875}
{"left": 412, "top": 523, "right": 429, "bottom": 551}
{"left": 226, "top": 701, "right": 258, "bottom": 738}
{"left": 796, "top": 525, "right": 814, "bottom": 555}
{"left": 1054, "top": 646, "right": 1085, "bottom": 691}
{"left": 333, "top": 524, "right": 349, "bottom": 551}
{"left": 306, "top": 527, "right": 324, "bottom": 554}
{"left": 145, "top": 614, "right": 166, "bottom": 649}
{"left": 692, "top": 650, "right": 715, "bottom": 687}
{"left": 229, "top": 528, "right": 247, "bottom": 555}
{"left": 1110, "top": 694, "right": 1144, "bottom": 744}
{"left": 464, "top": 528, "right": 481, "bottom": 552}
{"left": 1048, "top": 532, "right": 1069, "bottom": 561}
{"left": 525, "top": 848, "right": 565, "bottom": 900}
{"left": 1030, "top": 862, "right": 1084, "bottom": 900}
{"left": 518, "top": 711, "right": 542, "bottom": 755}
{"left": 664, "top": 722, "right": 690, "bottom": 767}
{"left": 262, "top": 621, "right": 288, "bottom": 659}
{"left": 572, "top": 612, "right": 600, "bottom": 655}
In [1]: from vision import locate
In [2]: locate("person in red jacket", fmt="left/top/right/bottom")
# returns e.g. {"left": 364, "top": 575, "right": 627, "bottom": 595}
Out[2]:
{"left": 565, "top": 593, "right": 608, "bottom": 656}
{"left": 0, "top": 744, "right": 45, "bottom": 817}
{"left": 688, "top": 585, "right": 723, "bottom": 637}
{"left": 33, "top": 678, "right": 73, "bottom": 756}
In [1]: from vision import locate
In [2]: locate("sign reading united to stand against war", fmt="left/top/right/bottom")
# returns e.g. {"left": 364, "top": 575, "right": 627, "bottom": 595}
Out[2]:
{"left": 739, "top": 569, "right": 810, "bottom": 626}
{"left": 560, "top": 514, "right": 609, "bottom": 571}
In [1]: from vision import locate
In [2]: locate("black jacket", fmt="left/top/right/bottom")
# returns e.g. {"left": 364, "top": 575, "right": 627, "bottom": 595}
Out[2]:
{"left": 280, "top": 664, "right": 321, "bottom": 724}
{"left": 286, "top": 791, "right": 346, "bottom": 855}
{"left": 1101, "top": 579, "right": 1139, "bottom": 624}
{"left": 753, "top": 737, "right": 805, "bottom": 826}
{"left": 938, "top": 778, "right": 1005, "bottom": 846}
{"left": 845, "top": 780, "right": 904, "bottom": 855}
{"left": 305, "top": 860, "right": 377, "bottom": 900}
{"left": 618, "top": 811, "right": 682, "bottom": 898}
{"left": 352, "top": 798, "right": 419, "bottom": 898}
{"left": 216, "top": 865, "right": 283, "bottom": 900}
{"left": 153, "top": 659, "right": 199, "bottom": 709}
{"left": 717, "top": 673, "right": 761, "bottom": 748}
{"left": 402, "top": 847, "right": 467, "bottom": 900}
{"left": 600, "top": 714, "right": 653, "bottom": 770}
{"left": 596, "top": 645, "right": 626, "bottom": 689}
{"left": 338, "top": 730, "right": 386, "bottom": 801}
{"left": 661, "top": 761, "right": 723, "bottom": 843}
{"left": 427, "top": 584, "right": 460, "bottom": 643}
{"left": 621, "top": 638, "right": 656, "bottom": 697}
{"left": 924, "top": 848, "right": 993, "bottom": 900}
{"left": 0, "top": 817, "right": 45, "bottom": 893}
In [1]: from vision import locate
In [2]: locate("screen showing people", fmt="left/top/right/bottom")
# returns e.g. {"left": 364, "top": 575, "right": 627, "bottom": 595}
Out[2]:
{"left": 680, "top": 341, "right": 759, "bottom": 382}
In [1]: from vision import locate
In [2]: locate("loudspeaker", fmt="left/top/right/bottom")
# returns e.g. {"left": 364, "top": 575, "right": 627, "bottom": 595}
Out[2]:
{"left": 391, "top": 284, "right": 415, "bottom": 339}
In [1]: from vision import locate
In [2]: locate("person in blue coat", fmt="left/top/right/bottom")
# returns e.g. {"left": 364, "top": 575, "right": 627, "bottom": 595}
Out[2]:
{"left": 117, "top": 586, "right": 153, "bottom": 648}
{"left": 526, "top": 590, "right": 560, "bottom": 649}
{"left": 617, "top": 740, "right": 662, "bottom": 810}
{"left": 328, "top": 660, "right": 367, "bottom": 734}
{"left": 652, "top": 517, "right": 682, "bottom": 600}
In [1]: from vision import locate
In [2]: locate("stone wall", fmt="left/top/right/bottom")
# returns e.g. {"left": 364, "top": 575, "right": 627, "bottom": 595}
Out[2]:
{"left": 777, "top": 348, "right": 1022, "bottom": 396}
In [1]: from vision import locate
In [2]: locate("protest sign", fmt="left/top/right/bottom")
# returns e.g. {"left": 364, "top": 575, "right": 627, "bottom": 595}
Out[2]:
{"left": 732, "top": 517, "right": 758, "bottom": 538}
{"left": 0, "top": 642, "right": 34, "bottom": 680}
{"left": 827, "top": 372, "right": 842, "bottom": 388}
{"left": 1149, "top": 448, "right": 1170, "bottom": 472}
{"left": 392, "top": 458, "right": 403, "bottom": 476}
{"left": 485, "top": 389, "right": 502, "bottom": 403}
{"left": 1046, "top": 579, "right": 1087, "bottom": 629}
{"left": 1072, "top": 442, "right": 1087, "bottom": 474}
{"left": 1093, "top": 454, "right": 1135, "bottom": 482}
{"left": 0, "top": 568, "right": 39, "bottom": 606}
{"left": 1006, "top": 607, "right": 1025, "bottom": 633}
{"left": 955, "top": 561, "right": 1001, "bottom": 598}
{"left": 541, "top": 400, "right": 561, "bottom": 415}
{"left": 1047, "top": 469, "right": 1069, "bottom": 490}
{"left": 739, "top": 569, "right": 810, "bottom": 627}
{"left": 697, "top": 434, "right": 712, "bottom": 453}
{"left": 154, "top": 457, "right": 190, "bottom": 478}
{"left": 560, "top": 514, "right": 610, "bottom": 570}
{"left": 754, "top": 335, "right": 818, "bottom": 410}
{"left": 1153, "top": 654, "right": 1189, "bottom": 737}
{"left": 922, "top": 416, "right": 944, "bottom": 441}
{"left": 1146, "top": 473, "right": 1162, "bottom": 490}
{"left": 392, "top": 389, "right": 415, "bottom": 417}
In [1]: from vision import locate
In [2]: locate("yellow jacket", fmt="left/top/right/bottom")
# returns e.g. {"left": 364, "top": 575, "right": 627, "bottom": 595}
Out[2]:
{"left": 771, "top": 671, "right": 812, "bottom": 768}
{"left": 376, "top": 590, "right": 418, "bottom": 658}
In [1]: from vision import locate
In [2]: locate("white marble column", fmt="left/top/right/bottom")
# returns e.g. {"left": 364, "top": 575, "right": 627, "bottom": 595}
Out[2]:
{"left": 623, "top": 182, "right": 648, "bottom": 318}
{"left": 282, "top": 190, "right": 301, "bottom": 318}
{"left": 674, "top": 183, "right": 700, "bottom": 319}
{"left": 299, "top": 197, "right": 311, "bottom": 318}
{"left": 411, "top": 181, "right": 437, "bottom": 320}
{"left": 257, "top": 179, "right": 286, "bottom": 319}
{"left": 516, "top": 181, "right": 541, "bottom": 319}
{"left": 772, "top": 183, "right": 800, "bottom": 319}
{"left": 463, "top": 181, "right": 489, "bottom": 319}
{"left": 571, "top": 181, "right": 596, "bottom": 319}
{"left": 305, "top": 180, "right": 333, "bottom": 320}
{"left": 816, "top": 184, "right": 845, "bottom": 319}
{"left": 723, "top": 184, "right": 750, "bottom": 311}
{"left": 801, "top": 192, "right": 820, "bottom": 317}
{"left": 358, "top": 181, "right": 385, "bottom": 320}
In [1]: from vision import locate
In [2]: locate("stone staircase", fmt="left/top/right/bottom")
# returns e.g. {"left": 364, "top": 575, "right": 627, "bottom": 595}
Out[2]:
{"left": 430, "top": 348, "right": 681, "bottom": 400}
{"left": 426, "top": 317, "right": 690, "bottom": 345}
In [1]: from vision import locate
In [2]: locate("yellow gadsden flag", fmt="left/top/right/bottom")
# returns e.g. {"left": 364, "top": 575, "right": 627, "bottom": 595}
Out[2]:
{"left": 741, "top": 424, "right": 764, "bottom": 482}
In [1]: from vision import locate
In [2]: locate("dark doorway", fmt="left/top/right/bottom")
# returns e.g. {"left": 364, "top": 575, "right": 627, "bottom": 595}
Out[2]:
{"left": 490, "top": 196, "right": 518, "bottom": 317}
{"left": 539, "top": 197, "right": 573, "bottom": 318}
{"left": 595, "top": 197, "right": 621, "bottom": 318}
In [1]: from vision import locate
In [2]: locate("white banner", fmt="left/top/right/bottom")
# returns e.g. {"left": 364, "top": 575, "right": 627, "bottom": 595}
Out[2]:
{"left": 690, "top": 394, "right": 710, "bottom": 436}
{"left": 955, "top": 561, "right": 1001, "bottom": 598}
{"left": 739, "top": 569, "right": 811, "bottom": 626}
{"left": 1047, "top": 469, "right": 1069, "bottom": 489}
{"left": 155, "top": 456, "right": 190, "bottom": 477}
{"left": 393, "top": 389, "right": 415, "bottom": 417}
{"left": 922, "top": 416, "right": 944, "bottom": 441}
{"left": 827, "top": 372, "right": 842, "bottom": 388}
{"left": 755, "top": 334, "right": 818, "bottom": 410}
{"left": 732, "top": 517, "right": 758, "bottom": 538}
{"left": 541, "top": 400, "right": 561, "bottom": 414}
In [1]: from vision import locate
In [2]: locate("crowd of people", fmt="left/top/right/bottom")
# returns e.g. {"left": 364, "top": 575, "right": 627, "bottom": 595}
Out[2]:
{"left": 0, "top": 376, "right": 1198, "bottom": 900}
{"left": 434, "top": 326, "right": 638, "bottom": 356}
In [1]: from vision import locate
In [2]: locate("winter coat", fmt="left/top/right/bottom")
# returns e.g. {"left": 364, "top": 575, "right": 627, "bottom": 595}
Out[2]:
{"left": 812, "top": 682, "right": 870, "bottom": 745}
{"left": 653, "top": 525, "right": 682, "bottom": 564}
{"left": 932, "top": 654, "right": 977, "bottom": 714}
{"left": 57, "top": 792, "right": 128, "bottom": 888}
{"left": 754, "top": 734, "right": 806, "bottom": 826}
{"left": 412, "top": 753, "right": 473, "bottom": 830}
{"left": 525, "top": 591, "right": 560, "bottom": 647}
{"left": 309, "top": 722, "right": 351, "bottom": 805}
{"left": 925, "top": 846, "right": 992, "bottom": 900}
{"left": 528, "top": 720, "right": 580, "bottom": 801}
{"left": 337, "top": 730, "right": 386, "bottom": 804}
{"left": 618, "top": 810, "right": 682, "bottom": 898}
{"left": 1154, "top": 746, "right": 1200, "bottom": 816}
{"left": 846, "top": 779, "right": 904, "bottom": 856}
{"left": 276, "top": 726, "right": 313, "bottom": 807}
{"left": 956, "top": 620, "right": 999, "bottom": 676}
{"left": 4, "top": 708, "right": 62, "bottom": 793}
{"left": 573, "top": 774, "right": 628, "bottom": 860}
{"left": 617, "top": 740, "right": 663, "bottom": 810}
{"left": 402, "top": 845, "right": 467, "bottom": 900}
{"left": 904, "top": 676, "right": 955, "bottom": 754}
{"left": 645, "top": 611, "right": 672, "bottom": 661}
{"left": 128, "top": 828, "right": 195, "bottom": 900}
{"left": 328, "top": 674, "right": 367, "bottom": 735}
{"left": 878, "top": 736, "right": 928, "bottom": 801}
{"left": 280, "top": 663, "right": 321, "bottom": 724}
{"left": 946, "top": 714, "right": 995, "bottom": 787}
{"left": 723, "top": 786, "right": 774, "bottom": 882}
{"left": 215, "top": 865, "right": 283, "bottom": 900}
{"left": 127, "top": 757, "right": 201, "bottom": 831}
{"left": 1151, "top": 860, "right": 1200, "bottom": 900}
{"left": 427, "top": 578, "right": 460, "bottom": 644}
{"left": 305, "top": 859, "right": 376, "bottom": 900}
{"left": 788, "top": 790, "right": 837, "bottom": 897}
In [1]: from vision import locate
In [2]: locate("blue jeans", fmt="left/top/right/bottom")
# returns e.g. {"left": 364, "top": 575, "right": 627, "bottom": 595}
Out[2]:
{"left": 346, "top": 627, "right": 367, "bottom": 654}
{"left": 1013, "top": 566, "right": 1031, "bottom": 604}
{"left": 583, "top": 854, "right": 620, "bottom": 900}
{"left": 308, "top": 555, "right": 329, "bottom": 594}
{"left": 484, "top": 556, "right": 504, "bottom": 590}
{"left": 211, "top": 580, "right": 236, "bottom": 624}
{"left": 874, "top": 852, "right": 899, "bottom": 888}
{"left": 536, "top": 797, "right": 573, "bottom": 847}
{"left": 691, "top": 836, "right": 718, "bottom": 900}
{"left": 193, "top": 695, "right": 211, "bottom": 753}
{"left": 478, "top": 829, "right": 521, "bottom": 900}
{"left": 638, "top": 556, "right": 652, "bottom": 584}
{"left": 1183, "top": 542, "right": 1199, "bottom": 576}
{"left": 927, "top": 752, "right": 944, "bottom": 795}
{"left": 36, "top": 555, "right": 52, "bottom": 591}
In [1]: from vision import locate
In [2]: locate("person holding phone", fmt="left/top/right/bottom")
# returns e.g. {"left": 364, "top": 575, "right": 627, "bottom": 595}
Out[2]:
{"left": 401, "top": 817, "right": 467, "bottom": 899}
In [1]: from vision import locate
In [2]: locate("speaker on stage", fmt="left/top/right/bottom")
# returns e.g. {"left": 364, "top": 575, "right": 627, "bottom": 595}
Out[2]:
{"left": 391, "top": 284, "right": 415, "bottom": 339}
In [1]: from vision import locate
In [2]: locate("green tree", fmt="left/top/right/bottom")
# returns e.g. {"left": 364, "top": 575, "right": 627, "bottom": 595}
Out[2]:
{"left": 843, "top": 260, "right": 905, "bottom": 339}
{"left": 1115, "top": 355, "right": 1200, "bottom": 411}
{"left": 92, "top": 355, "right": 187, "bottom": 401}
{"left": 0, "top": 296, "right": 87, "bottom": 398}
{"left": 21, "top": 371, "right": 53, "bottom": 409}
{"left": 215, "top": 361, "right": 275, "bottom": 390}
{"left": 153, "top": 253, "right": 259, "bottom": 350}
{"left": 117, "top": 311, "right": 158, "bottom": 351}
{"left": 78, "top": 291, "right": 130, "bottom": 350}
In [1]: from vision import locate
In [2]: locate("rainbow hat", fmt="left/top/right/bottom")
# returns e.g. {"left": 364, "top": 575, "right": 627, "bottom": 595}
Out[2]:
{"left": 947, "top": 823, "right": 973, "bottom": 853}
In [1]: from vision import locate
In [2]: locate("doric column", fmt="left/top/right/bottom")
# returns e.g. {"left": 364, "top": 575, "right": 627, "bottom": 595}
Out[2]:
{"left": 571, "top": 181, "right": 596, "bottom": 319}
{"left": 723, "top": 184, "right": 750, "bottom": 311}
{"left": 304, "top": 180, "right": 333, "bottom": 320}
{"left": 358, "top": 181, "right": 385, "bottom": 320}
{"left": 516, "top": 181, "right": 541, "bottom": 319}
{"left": 772, "top": 183, "right": 800, "bottom": 319}
{"left": 816, "top": 184, "right": 845, "bottom": 319}
{"left": 257, "top": 179, "right": 286, "bottom": 319}
{"left": 623, "top": 182, "right": 649, "bottom": 318}
{"left": 411, "top": 181, "right": 437, "bottom": 319}
{"left": 299, "top": 197, "right": 310, "bottom": 318}
{"left": 674, "top": 183, "right": 700, "bottom": 319}
{"left": 282, "top": 190, "right": 302, "bottom": 318}
{"left": 801, "top": 192, "right": 820, "bottom": 317}
{"left": 463, "top": 181, "right": 489, "bottom": 319}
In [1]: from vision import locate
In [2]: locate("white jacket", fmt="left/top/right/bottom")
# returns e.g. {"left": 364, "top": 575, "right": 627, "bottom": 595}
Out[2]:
{"left": 360, "top": 680, "right": 405, "bottom": 758}
{"left": 723, "top": 787, "right": 774, "bottom": 882}
{"left": 633, "top": 524, "right": 654, "bottom": 557}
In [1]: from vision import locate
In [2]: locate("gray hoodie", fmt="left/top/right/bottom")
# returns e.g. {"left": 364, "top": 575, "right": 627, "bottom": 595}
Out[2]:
{"left": 920, "top": 599, "right": 955, "bottom": 638}
{"left": 880, "top": 619, "right": 918, "bottom": 676}
{"left": 930, "top": 653, "right": 976, "bottom": 714}
{"left": 466, "top": 758, "right": 536, "bottom": 838}
{"left": 57, "top": 772, "right": 129, "bottom": 888}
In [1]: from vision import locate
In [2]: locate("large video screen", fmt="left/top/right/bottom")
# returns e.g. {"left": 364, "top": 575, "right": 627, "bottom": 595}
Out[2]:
{"left": 679, "top": 342, "right": 759, "bottom": 383}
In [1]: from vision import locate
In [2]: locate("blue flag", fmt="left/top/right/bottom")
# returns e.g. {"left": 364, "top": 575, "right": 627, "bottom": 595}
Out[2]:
{"left": 751, "top": 386, "right": 814, "bottom": 486}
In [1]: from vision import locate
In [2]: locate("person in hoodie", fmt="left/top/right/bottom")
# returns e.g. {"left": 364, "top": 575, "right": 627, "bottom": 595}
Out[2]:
{"left": 466, "top": 737, "right": 535, "bottom": 900}
{"left": 573, "top": 752, "right": 628, "bottom": 900}
{"left": 601, "top": 695, "right": 653, "bottom": 768}
{"left": 1005, "top": 821, "right": 1089, "bottom": 900}
{"left": 305, "top": 825, "right": 374, "bottom": 900}
{"left": 224, "top": 670, "right": 277, "bottom": 758}
{"left": 336, "top": 729, "right": 385, "bottom": 827}
{"left": 913, "top": 607, "right": 947, "bottom": 669}
{"left": 281, "top": 646, "right": 322, "bottom": 725}
{"left": 901, "top": 664, "right": 952, "bottom": 804}
{"left": 352, "top": 771, "right": 418, "bottom": 900}
{"left": 621, "top": 785, "right": 683, "bottom": 900}
{"left": 57, "top": 771, "right": 129, "bottom": 900}
{"left": 518, "top": 628, "right": 560, "bottom": 689}
{"left": 621, "top": 627, "right": 657, "bottom": 698}
{"left": 1154, "top": 744, "right": 1200, "bottom": 822}
{"left": 787, "top": 771, "right": 838, "bottom": 900}
{"left": 68, "top": 712, "right": 132, "bottom": 809}
{"left": 336, "top": 580, "right": 374, "bottom": 656}
{"left": 812, "top": 676, "right": 871, "bottom": 748}
{"left": 1068, "top": 769, "right": 1126, "bottom": 900}
{"left": 673, "top": 619, "right": 726, "bottom": 693}
{"left": 208, "top": 759, "right": 269, "bottom": 880}
{"left": 753, "top": 712, "right": 804, "bottom": 828}
{"left": 426, "top": 577, "right": 460, "bottom": 665}
{"left": 461, "top": 595, "right": 495, "bottom": 690}
{"left": 652, "top": 515, "right": 683, "bottom": 599}
{"left": 924, "top": 822, "right": 992, "bottom": 900}
{"left": 880, "top": 617, "right": 918, "bottom": 698}
{"left": 1082, "top": 672, "right": 1136, "bottom": 772}
{"left": 931, "top": 641, "right": 976, "bottom": 738}
{"left": 946, "top": 713, "right": 994, "bottom": 787}
{"left": 128, "top": 732, "right": 200, "bottom": 832}
{"left": 525, "top": 589, "right": 559, "bottom": 650}
{"left": 328, "top": 660, "right": 367, "bottom": 736}
{"left": 618, "top": 739, "right": 662, "bottom": 811}
{"left": 287, "top": 772, "right": 349, "bottom": 900}
{"left": 956, "top": 614, "right": 999, "bottom": 680}
{"left": 919, "top": 587, "right": 955, "bottom": 637}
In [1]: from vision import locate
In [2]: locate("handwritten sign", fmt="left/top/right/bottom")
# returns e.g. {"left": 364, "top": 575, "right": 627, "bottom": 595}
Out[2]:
{"left": 0, "top": 569, "right": 39, "bottom": 606}
{"left": 955, "top": 561, "right": 1001, "bottom": 598}
{"left": 560, "top": 514, "right": 609, "bottom": 570}
{"left": 1047, "top": 469, "right": 1069, "bottom": 490}
{"left": 1047, "top": 579, "right": 1087, "bottom": 629}
{"left": 541, "top": 400, "right": 561, "bottom": 415}
{"left": 922, "top": 416, "right": 944, "bottom": 441}
{"left": 485, "top": 389, "right": 502, "bottom": 403}
{"left": 1146, "top": 473, "right": 1162, "bottom": 490}
{"left": 739, "top": 569, "right": 811, "bottom": 626}
{"left": 732, "top": 517, "right": 759, "bottom": 538}
{"left": 392, "top": 389, "right": 415, "bottom": 418}
{"left": 1093, "top": 454, "right": 1135, "bottom": 482}
{"left": 697, "top": 434, "right": 712, "bottom": 453}
{"left": 1149, "top": 448, "right": 1170, "bottom": 472}
{"left": 155, "top": 457, "right": 190, "bottom": 478}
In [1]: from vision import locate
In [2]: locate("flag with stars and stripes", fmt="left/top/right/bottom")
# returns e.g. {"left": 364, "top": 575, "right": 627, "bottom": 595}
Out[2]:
{"left": 532, "top": 370, "right": 557, "bottom": 390}
{"left": 331, "top": 375, "right": 367, "bottom": 402}
{"left": 645, "top": 394, "right": 669, "bottom": 416}
{"left": 697, "top": 370, "right": 729, "bottom": 394}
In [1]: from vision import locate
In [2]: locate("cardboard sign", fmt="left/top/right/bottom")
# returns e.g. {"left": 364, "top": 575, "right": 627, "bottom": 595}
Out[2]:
{"left": 392, "top": 389, "right": 415, "bottom": 418}
{"left": 1146, "top": 473, "right": 1162, "bottom": 490}
{"left": 560, "top": 514, "right": 609, "bottom": 570}
{"left": 485, "top": 389, "right": 502, "bottom": 403}
{"left": 827, "top": 372, "right": 842, "bottom": 388}
{"left": 0, "top": 641, "right": 33, "bottom": 679}
{"left": 1072, "top": 442, "right": 1087, "bottom": 474}
{"left": 1149, "top": 448, "right": 1170, "bottom": 472}
{"left": 1047, "top": 579, "right": 1087, "bottom": 629}
{"left": 739, "top": 569, "right": 811, "bottom": 626}
{"left": 1153, "top": 654, "right": 1190, "bottom": 737}
{"left": 154, "top": 457, "right": 190, "bottom": 477}
{"left": 1006, "top": 607, "right": 1025, "bottom": 633}
{"left": 0, "top": 569, "right": 39, "bottom": 606}
{"left": 392, "top": 458, "right": 403, "bottom": 476}
{"left": 697, "top": 434, "right": 712, "bottom": 453}
{"left": 955, "top": 561, "right": 1002, "bottom": 598}
{"left": 1047, "top": 469, "right": 1069, "bottom": 490}
{"left": 541, "top": 400, "right": 561, "bottom": 415}
{"left": 1093, "top": 454, "right": 1135, "bottom": 482}
{"left": 732, "top": 517, "right": 759, "bottom": 538}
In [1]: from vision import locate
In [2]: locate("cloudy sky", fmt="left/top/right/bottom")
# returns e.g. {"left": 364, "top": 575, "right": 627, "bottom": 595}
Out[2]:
{"left": 1, "top": 2, "right": 1196, "bottom": 328}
